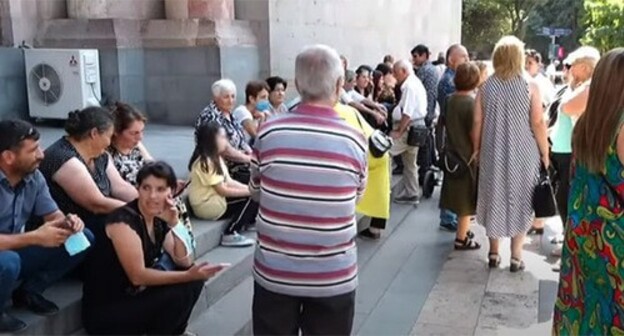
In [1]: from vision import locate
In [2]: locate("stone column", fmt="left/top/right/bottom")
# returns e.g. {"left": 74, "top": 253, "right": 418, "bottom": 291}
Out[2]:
{"left": 165, "top": 0, "right": 234, "bottom": 20}
{"left": 67, "top": 0, "right": 165, "bottom": 19}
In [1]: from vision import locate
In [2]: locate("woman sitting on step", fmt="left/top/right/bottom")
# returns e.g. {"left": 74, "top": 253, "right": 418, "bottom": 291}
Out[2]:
{"left": 107, "top": 101, "right": 195, "bottom": 248}
{"left": 82, "top": 161, "right": 225, "bottom": 335}
{"left": 188, "top": 121, "right": 258, "bottom": 248}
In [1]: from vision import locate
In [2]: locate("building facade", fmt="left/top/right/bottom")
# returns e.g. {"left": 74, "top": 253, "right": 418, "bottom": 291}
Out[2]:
{"left": 0, "top": 0, "right": 461, "bottom": 124}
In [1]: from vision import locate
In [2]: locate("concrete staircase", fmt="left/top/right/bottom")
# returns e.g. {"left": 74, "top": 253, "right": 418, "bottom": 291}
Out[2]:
{"left": 7, "top": 217, "right": 253, "bottom": 335}
{"left": 7, "top": 212, "right": 372, "bottom": 336}
{"left": 9, "top": 174, "right": 402, "bottom": 335}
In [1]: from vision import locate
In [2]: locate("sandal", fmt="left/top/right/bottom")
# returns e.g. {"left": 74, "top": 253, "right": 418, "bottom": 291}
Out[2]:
{"left": 454, "top": 237, "right": 481, "bottom": 250}
{"left": 527, "top": 227, "right": 544, "bottom": 235}
{"left": 510, "top": 257, "right": 526, "bottom": 273}
{"left": 488, "top": 253, "right": 501, "bottom": 268}
{"left": 467, "top": 230, "right": 475, "bottom": 239}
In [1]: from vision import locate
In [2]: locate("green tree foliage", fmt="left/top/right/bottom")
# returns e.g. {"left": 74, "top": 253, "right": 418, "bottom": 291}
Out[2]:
{"left": 582, "top": 0, "right": 624, "bottom": 52}
{"left": 497, "top": 0, "right": 548, "bottom": 39}
{"left": 525, "top": 0, "right": 584, "bottom": 61}
{"left": 462, "top": 0, "right": 508, "bottom": 57}
{"left": 462, "top": 0, "right": 547, "bottom": 58}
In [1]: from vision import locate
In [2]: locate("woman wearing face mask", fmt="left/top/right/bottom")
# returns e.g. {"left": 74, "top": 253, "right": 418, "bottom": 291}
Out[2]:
{"left": 232, "top": 81, "right": 271, "bottom": 145}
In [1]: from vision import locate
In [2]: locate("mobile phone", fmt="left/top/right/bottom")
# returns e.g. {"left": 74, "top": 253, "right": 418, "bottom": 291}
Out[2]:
{"left": 173, "top": 181, "right": 191, "bottom": 198}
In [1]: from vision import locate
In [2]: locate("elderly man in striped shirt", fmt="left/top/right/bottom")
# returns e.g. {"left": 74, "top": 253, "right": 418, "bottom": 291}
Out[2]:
{"left": 250, "top": 44, "right": 368, "bottom": 336}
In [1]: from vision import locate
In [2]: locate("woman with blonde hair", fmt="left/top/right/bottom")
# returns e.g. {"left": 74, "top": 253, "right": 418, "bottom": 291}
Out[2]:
{"left": 553, "top": 48, "right": 624, "bottom": 335}
{"left": 471, "top": 36, "right": 550, "bottom": 272}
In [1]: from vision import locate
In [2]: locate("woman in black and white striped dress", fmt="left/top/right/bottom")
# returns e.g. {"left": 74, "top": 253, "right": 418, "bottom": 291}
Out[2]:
{"left": 471, "top": 36, "right": 551, "bottom": 272}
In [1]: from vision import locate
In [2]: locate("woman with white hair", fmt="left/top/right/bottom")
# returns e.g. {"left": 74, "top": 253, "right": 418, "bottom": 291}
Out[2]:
{"left": 472, "top": 36, "right": 550, "bottom": 272}
{"left": 550, "top": 46, "right": 600, "bottom": 226}
{"left": 194, "top": 79, "right": 252, "bottom": 183}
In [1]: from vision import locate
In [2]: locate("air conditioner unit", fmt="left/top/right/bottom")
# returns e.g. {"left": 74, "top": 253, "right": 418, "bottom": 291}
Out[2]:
{"left": 25, "top": 49, "right": 101, "bottom": 120}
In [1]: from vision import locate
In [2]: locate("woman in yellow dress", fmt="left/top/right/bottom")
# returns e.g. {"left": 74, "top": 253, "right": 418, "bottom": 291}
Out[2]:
{"left": 335, "top": 103, "right": 391, "bottom": 239}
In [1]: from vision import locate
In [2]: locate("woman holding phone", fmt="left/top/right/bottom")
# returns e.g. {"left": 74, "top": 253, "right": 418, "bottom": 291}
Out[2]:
{"left": 82, "top": 162, "right": 225, "bottom": 335}
{"left": 107, "top": 102, "right": 195, "bottom": 245}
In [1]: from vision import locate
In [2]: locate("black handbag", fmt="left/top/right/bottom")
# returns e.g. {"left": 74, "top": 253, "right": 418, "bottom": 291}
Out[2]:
{"left": 354, "top": 112, "right": 393, "bottom": 158}
{"left": 230, "top": 164, "right": 251, "bottom": 184}
{"left": 533, "top": 163, "right": 558, "bottom": 218}
{"left": 407, "top": 124, "right": 428, "bottom": 147}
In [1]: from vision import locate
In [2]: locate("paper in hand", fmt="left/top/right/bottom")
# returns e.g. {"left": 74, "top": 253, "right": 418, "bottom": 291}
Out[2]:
{"left": 65, "top": 231, "right": 91, "bottom": 256}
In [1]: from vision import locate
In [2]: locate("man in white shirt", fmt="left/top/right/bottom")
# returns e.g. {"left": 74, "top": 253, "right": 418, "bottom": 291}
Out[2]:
{"left": 390, "top": 60, "right": 427, "bottom": 205}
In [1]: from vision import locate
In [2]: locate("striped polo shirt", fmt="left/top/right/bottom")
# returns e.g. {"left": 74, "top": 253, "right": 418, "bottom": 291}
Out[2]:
{"left": 250, "top": 104, "right": 368, "bottom": 298}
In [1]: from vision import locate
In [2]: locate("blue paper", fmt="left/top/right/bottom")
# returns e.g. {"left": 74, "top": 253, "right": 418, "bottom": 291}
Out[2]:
{"left": 64, "top": 231, "right": 91, "bottom": 256}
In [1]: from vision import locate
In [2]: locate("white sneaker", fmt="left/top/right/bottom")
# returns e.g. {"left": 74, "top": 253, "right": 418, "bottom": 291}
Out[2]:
{"left": 221, "top": 232, "right": 255, "bottom": 247}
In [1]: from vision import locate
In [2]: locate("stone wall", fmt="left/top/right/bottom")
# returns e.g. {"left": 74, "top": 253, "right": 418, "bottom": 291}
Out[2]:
{"left": 1, "top": 0, "right": 461, "bottom": 124}
{"left": 267, "top": 0, "right": 462, "bottom": 81}
{"left": 1, "top": 0, "right": 66, "bottom": 46}
{"left": 0, "top": 47, "right": 28, "bottom": 120}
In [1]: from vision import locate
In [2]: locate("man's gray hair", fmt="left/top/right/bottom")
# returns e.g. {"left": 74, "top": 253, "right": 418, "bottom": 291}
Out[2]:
{"left": 295, "top": 45, "right": 344, "bottom": 102}
{"left": 394, "top": 59, "right": 414, "bottom": 74}
{"left": 211, "top": 79, "right": 237, "bottom": 98}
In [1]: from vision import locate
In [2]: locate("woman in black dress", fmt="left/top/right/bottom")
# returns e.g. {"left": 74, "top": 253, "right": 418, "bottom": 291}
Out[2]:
{"left": 37, "top": 107, "right": 137, "bottom": 233}
{"left": 82, "top": 162, "right": 226, "bottom": 335}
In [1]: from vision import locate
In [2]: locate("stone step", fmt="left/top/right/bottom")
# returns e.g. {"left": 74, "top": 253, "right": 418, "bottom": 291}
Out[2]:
{"left": 6, "top": 218, "right": 242, "bottom": 336}
{"left": 187, "top": 184, "right": 421, "bottom": 336}
{"left": 10, "top": 175, "right": 403, "bottom": 335}
{"left": 188, "top": 277, "right": 254, "bottom": 336}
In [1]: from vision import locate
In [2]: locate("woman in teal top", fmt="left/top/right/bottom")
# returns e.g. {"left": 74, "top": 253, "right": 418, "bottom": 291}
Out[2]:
{"left": 550, "top": 47, "right": 599, "bottom": 224}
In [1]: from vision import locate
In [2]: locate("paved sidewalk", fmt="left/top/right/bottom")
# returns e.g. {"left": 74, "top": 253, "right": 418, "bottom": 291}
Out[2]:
{"left": 411, "top": 218, "right": 563, "bottom": 336}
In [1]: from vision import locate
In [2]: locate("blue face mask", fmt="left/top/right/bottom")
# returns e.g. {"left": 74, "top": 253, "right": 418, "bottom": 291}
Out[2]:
{"left": 255, "top": 100, "right": 271, "bottom": 112}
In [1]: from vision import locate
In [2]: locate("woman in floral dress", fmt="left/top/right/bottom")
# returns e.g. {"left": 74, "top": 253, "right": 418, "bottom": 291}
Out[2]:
{"left": 553, "top": 48, "right": 624, "bottom": 335}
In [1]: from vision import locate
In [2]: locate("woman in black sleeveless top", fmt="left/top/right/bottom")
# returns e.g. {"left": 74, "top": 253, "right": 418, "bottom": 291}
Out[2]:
{"left": 38, "top": 107, "right": 137, "bottom": 232}
{"left": 82, "top": 162, "right": 225, "bottom": 335}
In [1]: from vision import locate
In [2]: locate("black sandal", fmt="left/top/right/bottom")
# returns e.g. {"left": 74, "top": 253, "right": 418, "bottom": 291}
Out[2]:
{"left": 467, "top": 230, "right": 475, "bottom": 239}
{"left": 454, "top": 237, "right": 481, "bottom": 250}
{"left": 510, "top": 258, "right": 526, "bottom": 273}
{"left": 527, "top": 227, "right": 544, "bottom": 235}
{"left": 488, "top": 253, "right": 501, "bottom": 268}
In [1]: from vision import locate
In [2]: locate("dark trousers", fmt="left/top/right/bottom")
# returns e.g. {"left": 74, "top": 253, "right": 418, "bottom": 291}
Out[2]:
{"left": 83, "top": 280, "right": 204, "bottom": 335}
{"left": 417, "top": 129, "right": 436, "bottom": 185}
{"left": 553, "top": 153, "right": 572, "bottom": 226}
{"left": 370, "top": 217, "right": 387, "bottom": 230}
{"left": 253, "top": 282, "right": 355, "bottom": 336}
{"left": 0, "top": 229, "right": 94, "bottom": 313}
{"left": 220, "top": 197, "right": 259, "bottom": 235}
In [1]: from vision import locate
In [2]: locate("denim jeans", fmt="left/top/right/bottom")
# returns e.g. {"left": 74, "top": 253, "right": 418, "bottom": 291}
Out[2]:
{"left": 0, "top": 229, "right": 94, "bottom": 313}
{"left": 439, "top": 208, "right": 458, "bottom": 226}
